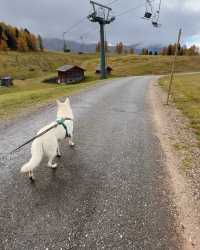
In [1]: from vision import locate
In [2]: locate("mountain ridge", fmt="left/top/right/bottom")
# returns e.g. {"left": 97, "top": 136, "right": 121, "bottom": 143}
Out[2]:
{"left": 43, "top": 38, "right": 163, "bottom": 54}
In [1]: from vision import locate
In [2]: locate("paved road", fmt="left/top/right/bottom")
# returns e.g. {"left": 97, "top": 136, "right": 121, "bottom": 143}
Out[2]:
{"left": 0, "top": 77, "right": 182, "bottom": 249}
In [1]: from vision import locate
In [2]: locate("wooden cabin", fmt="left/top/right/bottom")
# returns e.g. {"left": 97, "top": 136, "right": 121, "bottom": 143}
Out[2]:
{"left": 57, "top": 65, "right": 85, "bottom": 84}
{"left": 96, "top": 65, "right": 113, "bottom": 75}
{"left": 0, "top": 76, "right": 13, "bottom": 87}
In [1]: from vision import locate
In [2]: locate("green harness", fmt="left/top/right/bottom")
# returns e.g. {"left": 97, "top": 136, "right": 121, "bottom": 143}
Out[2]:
{"left": 57, "top": 118, "right": 71, "bottom": 138}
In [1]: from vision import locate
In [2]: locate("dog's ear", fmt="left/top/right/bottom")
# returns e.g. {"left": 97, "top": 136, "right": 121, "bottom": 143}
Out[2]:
{"left": 56, "top": 100, "right": 61, "bottom": 105}
{"left": 65, "top": 97, "right": 69, "bottom": 104}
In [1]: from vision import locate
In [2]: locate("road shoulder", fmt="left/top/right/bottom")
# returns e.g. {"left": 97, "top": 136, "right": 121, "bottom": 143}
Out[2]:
{"left": 147, "top": 77, "right": 200, "bottom": 250}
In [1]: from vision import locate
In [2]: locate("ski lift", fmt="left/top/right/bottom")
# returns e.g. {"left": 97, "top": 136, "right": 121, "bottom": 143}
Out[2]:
{"left": 143, "top": 0, "right": 153, "bottom": 19}
{"left": 97, "top": 7, "right": 106, "bottom": 20}
{"left": 152, "top": 11, "right": 161, "bottom": 27}
{"left": 88, "top": 1, "right": 115, "bottom": 24}
{"left": 152, "top": 0, "right": 162, "bottom": 28}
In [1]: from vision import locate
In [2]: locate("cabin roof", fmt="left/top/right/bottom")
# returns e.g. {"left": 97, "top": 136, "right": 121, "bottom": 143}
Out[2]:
{"left": 56, "top": 65, "right": 85, "bottom": 72}
{"left": 1, "top": 76, "right": 12, "bottom": 80}
{"left": 96, "top": 65, "right": 112, "bottom": 71}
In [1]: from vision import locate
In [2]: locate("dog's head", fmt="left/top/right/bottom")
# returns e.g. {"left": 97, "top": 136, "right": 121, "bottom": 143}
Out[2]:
{"left": 56, "top": 97, "right": 72, "bottom": 118}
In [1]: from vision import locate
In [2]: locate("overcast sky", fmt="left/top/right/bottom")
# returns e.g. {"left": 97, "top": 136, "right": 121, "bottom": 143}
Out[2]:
{"left": 1, "top": 0, "right": 200, "bottom": 46}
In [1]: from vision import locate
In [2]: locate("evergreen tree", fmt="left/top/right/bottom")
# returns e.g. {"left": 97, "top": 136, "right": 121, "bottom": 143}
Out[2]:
{"left": 167, "top": 44, "right": 173, "bottom": 55}
{"left": 0, "top": 22, "right": 39, "bottom": 51}
{"left": 5, "top": 26, "right": 17, "bottom": 50}
{"left": 30, "top": 34, "right": 38, "bottom": 51}
{"left": 141, "top": 48, "right": 149, "bottom": 55}
{"left": 38, "top": 35, "right": 44, "bottom": 51}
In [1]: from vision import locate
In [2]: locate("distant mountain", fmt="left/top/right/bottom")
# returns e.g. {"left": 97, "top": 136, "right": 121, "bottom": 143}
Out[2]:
{"left": 43, "top": 38, "right": 96, "bottom": 53}
{"left": 43, "top": 38, "right": 163, "bottom": 54}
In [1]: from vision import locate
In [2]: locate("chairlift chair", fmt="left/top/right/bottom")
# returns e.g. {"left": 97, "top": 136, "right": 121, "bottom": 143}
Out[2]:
{"left": 152, "top": 0, "right": 162, "bottom": 28}
{"left": 152, "top": 10, "right": 161, "bottom": 28}
{"left": 152, "top": 21, "right": 161, "bottom": 28}
{"left": 144, "top": 12, "right": 152, "bottom": 19}
{"left": 142, "top": 0, "right": 153, "bottom": 19}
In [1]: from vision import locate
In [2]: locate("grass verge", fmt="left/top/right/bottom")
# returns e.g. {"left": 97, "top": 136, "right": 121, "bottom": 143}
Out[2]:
{"left": 1, "top": 51, "right": 200, "bottom": 121}
{"left": 159, "top": 73, "right": 200, "bottom": 144}
{"left": 0, "top": 74, "right": 99, "bottom": 120}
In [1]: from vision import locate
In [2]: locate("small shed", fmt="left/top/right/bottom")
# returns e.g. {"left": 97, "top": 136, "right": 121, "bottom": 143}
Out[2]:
{"left": 56, "top": 65, "right": 85, "bottom": 84}
{"left": 0, "top": 76, "right": 13, "bottom": 87}
{"left": 96, "top": 65, "right": 113, "bottom": 75}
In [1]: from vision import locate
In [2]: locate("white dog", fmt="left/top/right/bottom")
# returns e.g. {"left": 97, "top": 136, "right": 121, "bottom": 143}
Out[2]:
{"left": 21, "top": 97, "right": 74, "bottom": 180}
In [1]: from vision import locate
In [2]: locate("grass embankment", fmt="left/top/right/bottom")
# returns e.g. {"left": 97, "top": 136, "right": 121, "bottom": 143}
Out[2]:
{"left": 0, "top": 51, "right": 99, "bottom": 119}
{"left": 0, "top": 51, "right": 96, "bottom": 79}
{"left": 93, "top": 54, "right": 200, "bottom": 76}
{"left": 1, "top": 51, "right": 200, "bottom": 119}
{"left": 0, "top": 76, "right": 101, "bottom": 119}
{"left": 160, "top": 74, "right": 200, "bottom": 144}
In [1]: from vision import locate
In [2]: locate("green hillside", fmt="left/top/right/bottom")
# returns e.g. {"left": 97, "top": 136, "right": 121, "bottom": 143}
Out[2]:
{"left": 1, "top": 51, "right": 200, "bottom": 119}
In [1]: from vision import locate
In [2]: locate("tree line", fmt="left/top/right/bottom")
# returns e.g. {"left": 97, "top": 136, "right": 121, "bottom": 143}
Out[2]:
{"left": 96, "top": 41, "right": 199, "bottom": 56}
{"left": 0, "top": 22, "right": 44, "bottom": 52}
{"left": 96, "top": 41, "right": 135, "bottom": 54}
{"left": 159, "top": 43, "right": 199, "bottom": 56}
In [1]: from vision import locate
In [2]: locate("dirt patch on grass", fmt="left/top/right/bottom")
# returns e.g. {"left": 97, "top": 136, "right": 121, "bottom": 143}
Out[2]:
{"left": 148, "top": 78, "right": 200, "bottom": 250}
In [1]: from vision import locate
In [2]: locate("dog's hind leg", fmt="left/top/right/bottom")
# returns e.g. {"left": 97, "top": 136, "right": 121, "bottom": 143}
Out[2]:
{"left": 28, "top": 171, "right": 34, "bottom": 181}
{"left": 45, "top": 137, "right": 58, "bottom": 168}
{"left": 47, "top": 147, "right": 58, "bottom": 169}
{"left": 47, "top": 154, "right": 57, "bottom": 168}
{"left": 69, "top": 136, "right": 75, "bottom": 147}
{"left": 56, "top": 143, "right": 62, "bottom": 157}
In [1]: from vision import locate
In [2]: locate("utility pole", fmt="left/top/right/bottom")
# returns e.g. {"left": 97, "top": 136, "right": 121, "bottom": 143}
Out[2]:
{"left": 63, "top": 32, "right": 67, "bottom": 52}
{"left": 167, "top": 28, "right": 182, "bottom": 105}
{"left": 88, "top": 1, "right": 115, "bottom": 79}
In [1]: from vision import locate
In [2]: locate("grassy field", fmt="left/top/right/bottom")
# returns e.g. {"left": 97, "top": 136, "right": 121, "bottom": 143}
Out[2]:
{"left": 1, "top": 51, "right": 200, "bottom": 79}
{"left": 0, "top": 75, "right": 101, "bottom": 119}
{"left": 0, "top": 51, "right": 96, "bottom": 79}
{"left": 1, "top": 51, "right": 200, "bottom": 120}
{"left": 159, "top": 73, "right": 200, "bottom": 144}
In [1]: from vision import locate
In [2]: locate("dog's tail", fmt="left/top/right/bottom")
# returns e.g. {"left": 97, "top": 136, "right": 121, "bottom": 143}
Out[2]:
{"left": 21, "top": 139, "right": 43, "bottom": 173}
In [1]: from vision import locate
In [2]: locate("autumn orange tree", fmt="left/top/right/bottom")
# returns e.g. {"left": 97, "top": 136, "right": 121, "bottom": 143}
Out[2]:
{"left": 96, "top": 41, "right": 109, "bottom": 53}
{"left": 115, "top": 42, "right": 124, "bottom": 54}
{"left": 0, "top": 22, "right": 40, "bottom": 52}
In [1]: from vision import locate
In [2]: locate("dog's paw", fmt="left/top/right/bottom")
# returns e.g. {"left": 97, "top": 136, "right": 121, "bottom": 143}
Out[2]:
{"left": 69, "top": 141, "right": 75, "bottom": 147}
{"left": 29, "top": 176, "right": 35, "bottom": 182}
{"left": 48, "top": 163, "right": 58, "bottom": 169}
{"left": 28, "top": 171, "right": 35, "bottom": 181}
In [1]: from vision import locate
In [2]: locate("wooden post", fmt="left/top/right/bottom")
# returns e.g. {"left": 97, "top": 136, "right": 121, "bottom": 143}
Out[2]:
{"left": 166, "top": 28, "right": 182, "bottom": 105}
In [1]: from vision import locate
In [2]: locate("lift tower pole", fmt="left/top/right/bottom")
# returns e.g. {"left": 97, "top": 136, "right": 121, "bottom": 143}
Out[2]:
{"left": 88, "top": 1, "right": 115, "bottom": 79}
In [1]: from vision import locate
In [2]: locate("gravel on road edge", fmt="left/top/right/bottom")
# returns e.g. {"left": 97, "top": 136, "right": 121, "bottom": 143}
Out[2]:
{"left": 148, "top": 78, "right": 200, "bottom": 250}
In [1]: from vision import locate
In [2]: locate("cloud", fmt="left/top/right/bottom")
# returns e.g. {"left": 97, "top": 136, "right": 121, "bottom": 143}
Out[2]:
{"left": 1, "top": 0, "right": 200, "bottom": 46}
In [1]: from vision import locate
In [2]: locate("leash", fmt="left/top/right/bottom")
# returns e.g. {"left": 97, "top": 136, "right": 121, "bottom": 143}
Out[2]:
{"left": 10, "top": 117, "right": 73, "bottom": 154}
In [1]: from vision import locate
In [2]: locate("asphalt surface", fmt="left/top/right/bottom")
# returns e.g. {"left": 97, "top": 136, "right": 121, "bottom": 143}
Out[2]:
{"left": 0, "top": 76, "right": 182, "bottom": 249}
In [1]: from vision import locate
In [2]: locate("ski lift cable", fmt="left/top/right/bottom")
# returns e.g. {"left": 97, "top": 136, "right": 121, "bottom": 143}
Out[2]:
{"left": 64, "top": 0, "right": 161, "bottom": 43}
{"left": 107, "top": 0, "right": 119, "bottom": 5}
{"left": 76, "top": 2, "right": 146, "bottom": 41}
{"left": 62, "top": 1, "right": 144, "bottom": 39}
{"left": 61, "top": 1, "right": 117, "bottom": 38}
{"left": 116, "top": 2, "right": 146, "bottom": 17}
{"left": 63, "top": 16, "right": 87, "bottom": 37}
